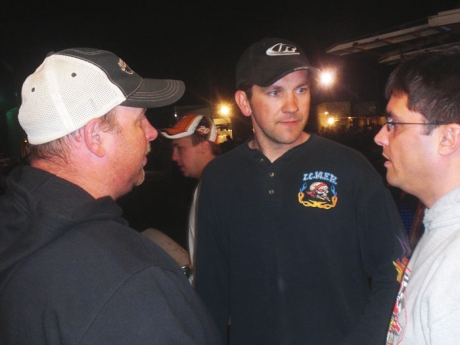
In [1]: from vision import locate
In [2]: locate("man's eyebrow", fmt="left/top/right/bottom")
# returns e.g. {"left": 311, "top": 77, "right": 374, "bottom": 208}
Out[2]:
{"left": 297, "top": 81, "right": 310, "bottom": 87}
{"left": 384, "top": 110, "right": 398, "bottom": 120}
{"left": 261, "top": 81, "right": 309, "bottom": 92}
{"left": 261, "top": 85, "right": 281, "bottom": 92}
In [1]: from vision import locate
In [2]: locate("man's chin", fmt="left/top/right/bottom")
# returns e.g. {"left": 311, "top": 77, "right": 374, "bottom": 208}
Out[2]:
{"left": 135, "top": 169, "right": 146, "bottom": 187}
{"left": 385, "top": 172, "right": 400, "bottom": 188}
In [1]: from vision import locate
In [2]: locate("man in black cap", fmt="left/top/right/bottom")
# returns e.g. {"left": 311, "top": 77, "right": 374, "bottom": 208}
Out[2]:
{"left": 0, "top": 48, "right": 220, "bottom": 344}
{"left": 194, "top": 38, "right": 410, "bottom": 344}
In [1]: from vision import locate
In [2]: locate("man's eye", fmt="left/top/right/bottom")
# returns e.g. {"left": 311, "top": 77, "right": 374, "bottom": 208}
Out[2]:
{"left": 385, "top": 118, "right": 399, "bottom": 131}
{"left": 268, "top": 90, "right": 280, "bottom": 96}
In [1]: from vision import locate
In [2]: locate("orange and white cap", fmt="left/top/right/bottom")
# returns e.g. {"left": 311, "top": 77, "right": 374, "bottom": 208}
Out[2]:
{"left": 160, "top": 114, "right": 218, "bottom": 143}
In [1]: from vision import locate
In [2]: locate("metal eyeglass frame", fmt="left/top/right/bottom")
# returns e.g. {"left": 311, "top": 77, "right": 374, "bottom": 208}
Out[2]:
{"left": 385, "top": 117, "right": 446, "bottom": 131}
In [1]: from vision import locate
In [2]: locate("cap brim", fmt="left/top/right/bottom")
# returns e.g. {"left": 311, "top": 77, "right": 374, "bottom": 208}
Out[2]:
{"left": 160, "top": 114, "right": 203, "bottom": 139}
{"left": 160, "top": 131, "right": 190, "bottom": 139}
{"left": 121, "top": 78, "right": 185, "bottom": 108}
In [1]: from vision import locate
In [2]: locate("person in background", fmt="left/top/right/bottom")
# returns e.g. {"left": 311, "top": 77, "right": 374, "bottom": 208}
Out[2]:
{"left": 194, "top": 37, "right": 410, "bottom": 344}
{"left": 375, "top": 47, "right": 460, "bottom": 345}
{"left": 0, "top": 48, "right": 220, "bottom": 344}
{"left": 160, "top": 114, "right": 220, "bottom": 283}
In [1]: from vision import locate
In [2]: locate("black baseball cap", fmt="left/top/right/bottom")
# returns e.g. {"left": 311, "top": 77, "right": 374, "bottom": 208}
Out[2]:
{"left": 236, "top": 37, "right": 312, "bottom": 88}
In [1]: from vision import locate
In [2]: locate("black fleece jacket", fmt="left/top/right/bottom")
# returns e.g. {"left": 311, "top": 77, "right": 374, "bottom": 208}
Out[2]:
{"left": 0, "top": 166, "right": 220, "bottom": 344}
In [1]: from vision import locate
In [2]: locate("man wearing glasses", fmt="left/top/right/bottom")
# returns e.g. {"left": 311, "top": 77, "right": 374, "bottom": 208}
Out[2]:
{"left": 375, "top": 47, "right": 460, "bottom": 345}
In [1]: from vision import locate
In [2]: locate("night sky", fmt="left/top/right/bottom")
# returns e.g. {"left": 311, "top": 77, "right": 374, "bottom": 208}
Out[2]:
{"left": 1, "top": 0, "right": 459, "bottom": 112}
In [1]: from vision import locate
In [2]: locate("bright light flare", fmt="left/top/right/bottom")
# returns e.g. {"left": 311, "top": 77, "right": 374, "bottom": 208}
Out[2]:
{"left": 319, "top": 70, "right": 335, "bottom": 87}
{"left": 327, "top": 117, "right": 335, "bottom": 125}
{"left": 219, "top": 104, "right": 231, "bottom": 116}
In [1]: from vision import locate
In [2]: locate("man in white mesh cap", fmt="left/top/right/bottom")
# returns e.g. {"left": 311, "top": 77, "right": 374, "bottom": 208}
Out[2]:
{"left": 0, "top": 48, "right": 220, "bottom": 344}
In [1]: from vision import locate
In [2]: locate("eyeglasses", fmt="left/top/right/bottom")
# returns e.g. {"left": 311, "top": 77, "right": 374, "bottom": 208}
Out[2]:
{"left": 385, "top": 117, "right": 446, "bottom": 131}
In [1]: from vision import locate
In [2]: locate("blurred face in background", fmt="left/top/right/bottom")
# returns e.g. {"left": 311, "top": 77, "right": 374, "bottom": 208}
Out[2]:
{"left": 171, "top": 136, "right": 207, "bottom": 179}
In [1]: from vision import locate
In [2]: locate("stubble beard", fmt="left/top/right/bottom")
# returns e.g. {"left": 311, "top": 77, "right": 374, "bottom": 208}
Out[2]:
{"left": 250, "top": 107, "right": 306, "bottom": 146}
{"left": 135, "top": 143, "right": 151, "bottom": 187}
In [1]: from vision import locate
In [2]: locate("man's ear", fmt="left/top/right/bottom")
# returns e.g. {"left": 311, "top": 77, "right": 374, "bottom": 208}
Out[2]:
{"left": 84, "top": 118, "right": 106, "bottom": 157}
{"left": 438, "top": 124, "right": 460, "bottom": 156}
{"left": 235, "top": 90, "right": 252, "bottom": 117}
{"left": 200, "top": 140, "right": 211, "bottom": 154}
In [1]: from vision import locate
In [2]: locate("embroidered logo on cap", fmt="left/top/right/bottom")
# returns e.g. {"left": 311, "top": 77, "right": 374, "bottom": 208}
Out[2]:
{"left": 118, "top": 59, "right": 134, "bottom": 74}
{"left": 266, "top": 43, "right": 300, "bottom": 56}
{"left": 196, "top": 125, "right": 211, "bottom": 137}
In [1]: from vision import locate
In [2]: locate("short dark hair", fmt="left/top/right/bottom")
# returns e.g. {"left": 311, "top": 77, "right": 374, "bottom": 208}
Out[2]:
{"left": 236, "top": 80, "right": 255, "bottom": 100}
{"left": 385, "top": 46, "right": 460, "bottom": 134}
{"left": 190, "top": 134, "right": 222, "bottom": 156}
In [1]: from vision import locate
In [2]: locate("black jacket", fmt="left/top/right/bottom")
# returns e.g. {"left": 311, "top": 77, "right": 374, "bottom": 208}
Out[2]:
{"left": 0, "top": 166, "right": 220, "bottom": 344}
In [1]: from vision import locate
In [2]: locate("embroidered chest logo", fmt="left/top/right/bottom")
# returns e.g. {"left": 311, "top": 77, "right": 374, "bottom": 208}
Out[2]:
{"left": 298, "top": 171, "right": 338, "bottom": 209}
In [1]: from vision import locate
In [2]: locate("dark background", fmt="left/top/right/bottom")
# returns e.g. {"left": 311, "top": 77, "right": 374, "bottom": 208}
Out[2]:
{"left": 1, "top": 0, "right": 458, "bottom": 247}
{"left": 2, "top": 1, "right": 459, "bottom": 107}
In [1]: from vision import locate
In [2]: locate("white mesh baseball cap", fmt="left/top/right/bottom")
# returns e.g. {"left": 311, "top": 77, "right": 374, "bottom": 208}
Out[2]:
{"left": 19, "top": 48, "right": 185, "bottom": 145}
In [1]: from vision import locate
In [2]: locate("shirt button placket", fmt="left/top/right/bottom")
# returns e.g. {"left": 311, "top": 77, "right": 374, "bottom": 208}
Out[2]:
{"left": 268, "top": 171, "right": 275, "bottom": 195}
